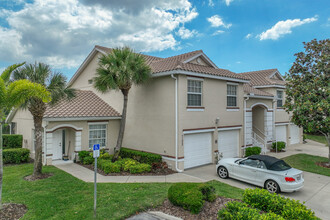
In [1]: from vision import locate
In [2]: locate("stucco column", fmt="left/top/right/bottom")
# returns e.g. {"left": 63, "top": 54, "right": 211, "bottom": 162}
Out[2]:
{"left": 45, "top": 132, "right": 53, "bottom": 165}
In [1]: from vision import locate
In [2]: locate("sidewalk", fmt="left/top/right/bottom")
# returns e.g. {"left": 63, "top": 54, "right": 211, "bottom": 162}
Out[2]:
{"left": 53, "top": 161, "right": 205, "bottom": 183}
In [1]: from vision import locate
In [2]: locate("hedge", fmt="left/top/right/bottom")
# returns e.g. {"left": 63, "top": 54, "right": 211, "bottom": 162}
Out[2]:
{"left": 243, "top": 188, "right": 318, "bottom": 220}
{"left": 168, "top": 183, "right": 216, "bottom": 214}
{"left": 3, "top": 148, "right": 30, "bottom": 164}
{"left": 3, "top": 134, "right": 23, "bottom": 149}
{"left": 119, "top": 148, "right": 162, "bottom": 165}
{"left": 245, "top": 146, "right": 262, "bottom": 157}
{"left": 271, "top": 141, "right": 286, "bottom": 151}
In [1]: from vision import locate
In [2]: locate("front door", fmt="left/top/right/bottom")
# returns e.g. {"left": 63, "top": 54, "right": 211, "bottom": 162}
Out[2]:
{"left": 52, "top": 129, "right": 63, "bottom": 160}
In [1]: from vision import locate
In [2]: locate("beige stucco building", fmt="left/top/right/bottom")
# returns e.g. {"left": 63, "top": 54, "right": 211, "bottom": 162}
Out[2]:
{"left": 7, "top": 46, "right": 302, "bottom": 171}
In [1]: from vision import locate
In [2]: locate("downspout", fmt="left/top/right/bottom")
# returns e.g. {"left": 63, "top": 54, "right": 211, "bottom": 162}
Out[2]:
{"left": 244, "top": 96, "right": 250, "bottom": 151}
{"left": 171, "top": 74, "right": 183, "bottom": 172}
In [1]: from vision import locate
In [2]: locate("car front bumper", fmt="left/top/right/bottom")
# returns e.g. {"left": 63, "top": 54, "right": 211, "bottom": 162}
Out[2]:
{"left": 280, "top": 180, "right": 304, "bottom": 192}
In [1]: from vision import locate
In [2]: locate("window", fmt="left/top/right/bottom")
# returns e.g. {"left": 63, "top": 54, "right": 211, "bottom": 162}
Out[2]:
{"left": 240, "top": 159, "right": 259, "bottom": 168}
{"left": 89, "top": 124, "right": 107, "bottom": 148}
{"left": 227, "top": 85, "right": 237, "bottom": 107}
{"left": 88, "top": 79, "right": 93, "bottom": 85}
{"left": 277, "top": 90, "right": 283, "bottom": 107}
{"left": 187, "top": 80, "right": 202, "bottom": 107}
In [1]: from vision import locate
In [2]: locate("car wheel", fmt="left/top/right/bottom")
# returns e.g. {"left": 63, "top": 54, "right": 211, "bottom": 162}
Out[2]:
{"left": 265, "top": 180, "right": 280, "bottom": 193}
{"left": 217, "top": 166, "right": 229, "bottom": 179}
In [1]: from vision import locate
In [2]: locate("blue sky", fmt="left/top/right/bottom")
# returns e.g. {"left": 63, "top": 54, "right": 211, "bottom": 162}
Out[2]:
{"left": 0, "top": 0, "right": 329, "bottom": 79}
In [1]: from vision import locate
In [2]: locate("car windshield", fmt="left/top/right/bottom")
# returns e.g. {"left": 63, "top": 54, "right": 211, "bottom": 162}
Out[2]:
{"left": 269, "top": 160, "right": 291, "bottom": 171}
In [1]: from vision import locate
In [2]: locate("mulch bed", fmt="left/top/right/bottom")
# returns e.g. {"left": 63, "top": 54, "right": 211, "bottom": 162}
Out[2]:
{"left": 147, "top": 197, "right": 237, "bottom": 220}
{"left": 0, "top": 203, "right": 27, "bottom": 220}
{"left": 23, "top": 173, "right": 53, "bottom": 181}
{"left": 78, "top": 163, "right": 176, "bottom": 176}
{"left": 270, "top": 149, "right": 286, "bottom": 153}
{"left": 316, "top": 162, "right": 330, "bottom": 169}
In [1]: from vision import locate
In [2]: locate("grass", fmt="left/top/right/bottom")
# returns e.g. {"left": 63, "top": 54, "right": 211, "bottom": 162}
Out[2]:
{"left": 283, "top": 154, "right": 330, "bottom": 177}
{"left": 305, "top": 134, "right": 328, "bottom": 146}
{"left": 3, "top": 164, "right": 242, "bottom": 219}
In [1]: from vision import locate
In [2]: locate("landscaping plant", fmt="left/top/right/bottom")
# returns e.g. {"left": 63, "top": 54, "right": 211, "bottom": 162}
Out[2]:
{"left": 93, "top": 47, "right": 152, "bottom": 162}
{"left": 245, "top": 146, "right": 262, "bottom": 157}
{"left": 284, "top": 39, "right": 330, "bottom": 163}
{"left": 2, "top": 135, "right": 23, "bottom": 149}
{"left": 271, "top": 142, "right": 286, "bottom": 151}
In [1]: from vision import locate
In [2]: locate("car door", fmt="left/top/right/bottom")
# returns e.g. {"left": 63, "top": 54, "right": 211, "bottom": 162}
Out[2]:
{"left": 234, "top": 159, "right": 258, "bottom": 184}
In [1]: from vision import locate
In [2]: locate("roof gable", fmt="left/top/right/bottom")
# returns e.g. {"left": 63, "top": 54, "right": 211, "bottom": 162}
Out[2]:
{"left": 239, "top": 69, "right": 285, "bottom": 87}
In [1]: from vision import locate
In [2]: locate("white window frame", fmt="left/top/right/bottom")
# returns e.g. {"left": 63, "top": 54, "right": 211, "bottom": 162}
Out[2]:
{"left": 88, "top": 123, "right": 107, "bottom": 149}
{"left": 277, "top": 90, "right": 284, "bottom": 108}
{"left": 227, "top": 84, "right": 238, "bottom": 107}
{"left": 187, "top": 78, "right": 203, "bottom": 107}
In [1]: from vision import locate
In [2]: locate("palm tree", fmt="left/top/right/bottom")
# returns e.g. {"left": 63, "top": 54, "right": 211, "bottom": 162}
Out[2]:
{"left": 13, "top": 62, "right": 75, "bottom": 177}
{"left": 0, "top": 63, "right": 51, "bottom": 209}
{"left": 93, "top": 47, "right": 152, "bottom": 161}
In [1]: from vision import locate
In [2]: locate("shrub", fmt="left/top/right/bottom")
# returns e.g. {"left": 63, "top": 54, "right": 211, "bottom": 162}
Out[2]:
{"left": 78, "top": 151, "right": 90, "bottom": 163}
{"left": 130, "top": 163, "right": 151, "bottom": 174}
{"left": 119, "top": 148, "right": 162, "bottom": 165}
{"left": 243, "top": 188, "right": 317, "bottom": 220}
{"left": 245, "top": 146, "right": 261, "bottom": 157}
{"left": 83, "top": 156, "right": 94, "bottom": 165}
{"left": 271, "top": 142, "right": 286, "bottom": 151}
{"left": 97, "top": 160, "right": 121, "bottom": 173}
{"left": 99, "top": 152, "right": 113, "bottom": 160}
{"left": 122, "top": 158, "right": 139, "bottom": 171}
{"left": 168, "top": 183, "right": 216, "bottom": 214}
{"left": 3, "top": 134, "right": 23, "bottom": 149}
{"left": 3, "top": 148, "right": 30, "bottom": 164}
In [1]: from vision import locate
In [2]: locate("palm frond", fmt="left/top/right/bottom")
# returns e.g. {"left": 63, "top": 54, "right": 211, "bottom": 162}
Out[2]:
{"left": 1, "top": 62, "right": 26, "bottom": 83}
{"left": 47, "top": 72, "right": 76, "bottom": 106}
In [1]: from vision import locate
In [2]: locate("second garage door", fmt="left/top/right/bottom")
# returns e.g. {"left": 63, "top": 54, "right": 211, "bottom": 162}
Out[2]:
{"left": 218, "top": 129, "right": 239, "bottom": 158}
{"left": 276, "top": 125, "right": 287, "bottom": 143}
{"left": 184, "top": 132, "right": 212, "bottom": 169}
{"left": 290, "top": 125, "right": 300, "bottom": 145}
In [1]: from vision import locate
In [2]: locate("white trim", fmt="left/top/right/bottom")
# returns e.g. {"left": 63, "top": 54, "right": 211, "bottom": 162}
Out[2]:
{"left": 276, "top": 122, "right": 289, "bottom": 126}
{"left": 183, "top": 128, "right": 215, "bottom": 135}
{"left": 187, "top": 76, "right": 204, "bottom": 81}
{"left": 226, "top": 109, "right": 239, "bottom": 112}
{"left": 245, "top": 107, "right": 274, "bottom": 111}
{"left": 227, "top": 82, "right": 239, "bottom": 86}
{"left": 182, "top": 52, "right": 218, "bottom": 69}
{"left": 153, "top": 70, "right": 250, "bottom": 83}
{"left": 269, "top": 70, "right": 285, "bottom": 81}
{"left": 44, "top": 116, "right": 121, "bottom": 121}
{"left": 250, "top": 102, "right": 269, "bottom": 110}
{"left": 162, "top": 156, "right": 184, "bottom": 162}
{"left": 218, "top": 126, "right": 242, "bottom": 131}
{"left": 253, "top": 85, "right": 286, "bottom": 89}
{"left": 88, "top": 122, "right": 109, "bottom": 125}
{"left": 246, "top": 95, "right": 275, "bottom": 100}
{"left": 276, "top": 108, "right": 285, "bottom": 111}
{"left": 46, "top": 124, "right": 83, "bottom": 132}
{"left": 187, "top": 108, "right": 205, "bottom": 112}
{"left": 5, "top": 108, "right": 17, "bottom": 123}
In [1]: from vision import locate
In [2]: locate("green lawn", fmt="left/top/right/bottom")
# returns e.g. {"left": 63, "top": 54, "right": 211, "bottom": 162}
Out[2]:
{"left": 3, "top": 164, "right": 242, "bottom": 219}
{"left": 305, "top": 134, "right": 328, "bottom": 146}
{"left": 283, "top": 154, "right": 330, "bottom": 177}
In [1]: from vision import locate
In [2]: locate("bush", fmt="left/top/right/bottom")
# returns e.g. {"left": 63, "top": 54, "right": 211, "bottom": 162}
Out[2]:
{"left": 245, "top": 146, "right": 262, "bottom": 157}
{"left": 83, "top": 156, "right": 94, "bottom": 165}
{"left": 97, "top": 159, "right": 121, "bottom": 173}
{"left": 3, "top": 148, "right": 30, "bottom": 164}
{"left": 99, "top": 152, "right": 113, "bottom": 160}
{"left": 119, "top": 148, "right": 162, "bottom": 165}
{"left": 168, "top": 183, "right": 216, "bottom": 214}
{"left": 130, "top": 163, "right": 151, "bottom": 174}
{"left": 3, "top": 134, "right": 23, "bottom": 149}
{"left": 122, "top": 158, "right": 139, "bottom": 171}
{"left": 243, "top": 188, "right": 317, "bottom": 220}
{"left": 78, "top": 151, "right": 90, "bottom": 163}
{"left": 271, "top": 142, "right": 286, "bottom": 151}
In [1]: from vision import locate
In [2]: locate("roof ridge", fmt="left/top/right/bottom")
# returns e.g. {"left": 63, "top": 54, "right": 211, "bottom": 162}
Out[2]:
{"left": 94, "top": 45, "right": 162, "bottom": 59}
{"left": 163, "top": 49, "right": 203, "bottom": 60}
{"left": 239, "top": 68, "right": 278, "bottom": 75}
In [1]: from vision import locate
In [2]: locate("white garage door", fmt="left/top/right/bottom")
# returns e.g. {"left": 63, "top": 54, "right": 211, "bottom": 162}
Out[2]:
{"left": 276, "top": 125, "right": 287, "bottom": 143}
{"left": 218, "top": 129, "right": 239, "bottom": 158}
{"left": 184, "top": 132, "right": 212, "bottom": 169}
{"left": 290, "top": 125, "right": 300, "bottom": 145}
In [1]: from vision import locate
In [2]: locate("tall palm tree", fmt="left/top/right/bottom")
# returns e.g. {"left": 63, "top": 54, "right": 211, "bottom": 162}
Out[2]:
{"left": 13, "top": 62, "right": 75, "bottom": 177}
{"left": 94, "top": 47, "right": 152, "bottom": 161}
{"left": 0, "top": 63, "right": 51, "bottom": 209}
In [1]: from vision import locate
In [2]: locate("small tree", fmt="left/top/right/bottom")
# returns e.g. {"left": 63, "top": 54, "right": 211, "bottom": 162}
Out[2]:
{"left": 284, "top": 39, "right": 330, "bottom": 163}
{"left": 0, "top": 63, "right": 51, "bottom": 209}
{"left": 93, "top": 47, "right": 151, "bottom": 162}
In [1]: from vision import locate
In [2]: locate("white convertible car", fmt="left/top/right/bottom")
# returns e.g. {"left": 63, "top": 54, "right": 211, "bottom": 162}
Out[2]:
{"left": 216, "top": 155, "right": 304, "bottom": 193}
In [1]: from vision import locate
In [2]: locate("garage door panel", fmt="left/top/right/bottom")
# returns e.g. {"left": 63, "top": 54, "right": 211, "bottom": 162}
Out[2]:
{"left": 276, "top": 125, "right": 287, "bottom": 143}
{"left": 218, "top": 130, "right": 239, "bottom": 158}
{"left": 184, "top": 132, "right": 212, "bottom": 169}
{"left": 290, "top": 125, "right": 300, "bottom": 145}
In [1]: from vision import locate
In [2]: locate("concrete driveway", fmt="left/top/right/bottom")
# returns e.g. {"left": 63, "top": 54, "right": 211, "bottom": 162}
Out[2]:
{"left": 184, "top": 141, "right": 330, "bottom": 220}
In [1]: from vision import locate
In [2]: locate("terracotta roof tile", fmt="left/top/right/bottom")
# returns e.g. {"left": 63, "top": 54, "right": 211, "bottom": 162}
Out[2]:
{"left": 44, "top": 90, "right": 120, "bottom": 118}
{"left": 239, "top": 69, "right": 286, "bottom": 86}
{"left": 243, "top": 84, "right": 274, "bottom": 97}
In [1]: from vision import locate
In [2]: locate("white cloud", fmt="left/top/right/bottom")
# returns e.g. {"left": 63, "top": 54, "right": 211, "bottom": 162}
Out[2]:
{"left": 245, "top": 33, "right": 252, "bottom": 39}
{"left": 208, "top": 0, "right": 215, "bottom": 7}
{"left": 224, "top": 0, "right": 234, "bottom": 6}
{"left": 0, "top": 0, "right": 198, "bottom": 68}
{"left": 259, "top": 16, "right": 318, "bottom": 40}
{"left": 207, "top": 15, "right": 232, "bottom": 28}
{"left": 176, "top": 27, "right": 198, "bottom": 39}
{"left": 212, "top": 30, "right": 225, "bottom": 36}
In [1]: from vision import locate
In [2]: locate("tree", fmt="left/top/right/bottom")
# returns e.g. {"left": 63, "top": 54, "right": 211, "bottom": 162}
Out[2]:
{"left": 0, "top": 63, "right": 51, "bottom": 209}
{"left": 284, "top": 39, "right": 330, "bottom": 163}
{"left": 93, "top": 47, "right": 152, "bottom": 161}
{"left": 13, "top": 62, "right": 75, "bottom": 177}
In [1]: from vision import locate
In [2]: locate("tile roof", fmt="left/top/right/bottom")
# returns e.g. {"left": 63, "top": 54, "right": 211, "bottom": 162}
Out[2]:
{"left": 95, "top": 46, "right": 248, "bottom": 81}
{"left": 243, "top": 84, "right": 274, "bottom": 97}
{"left": 44, "top": 90, "right": 120, "bottom": 118}
{"left": 239, "top": 69, "right": 286, "bottom": 86}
